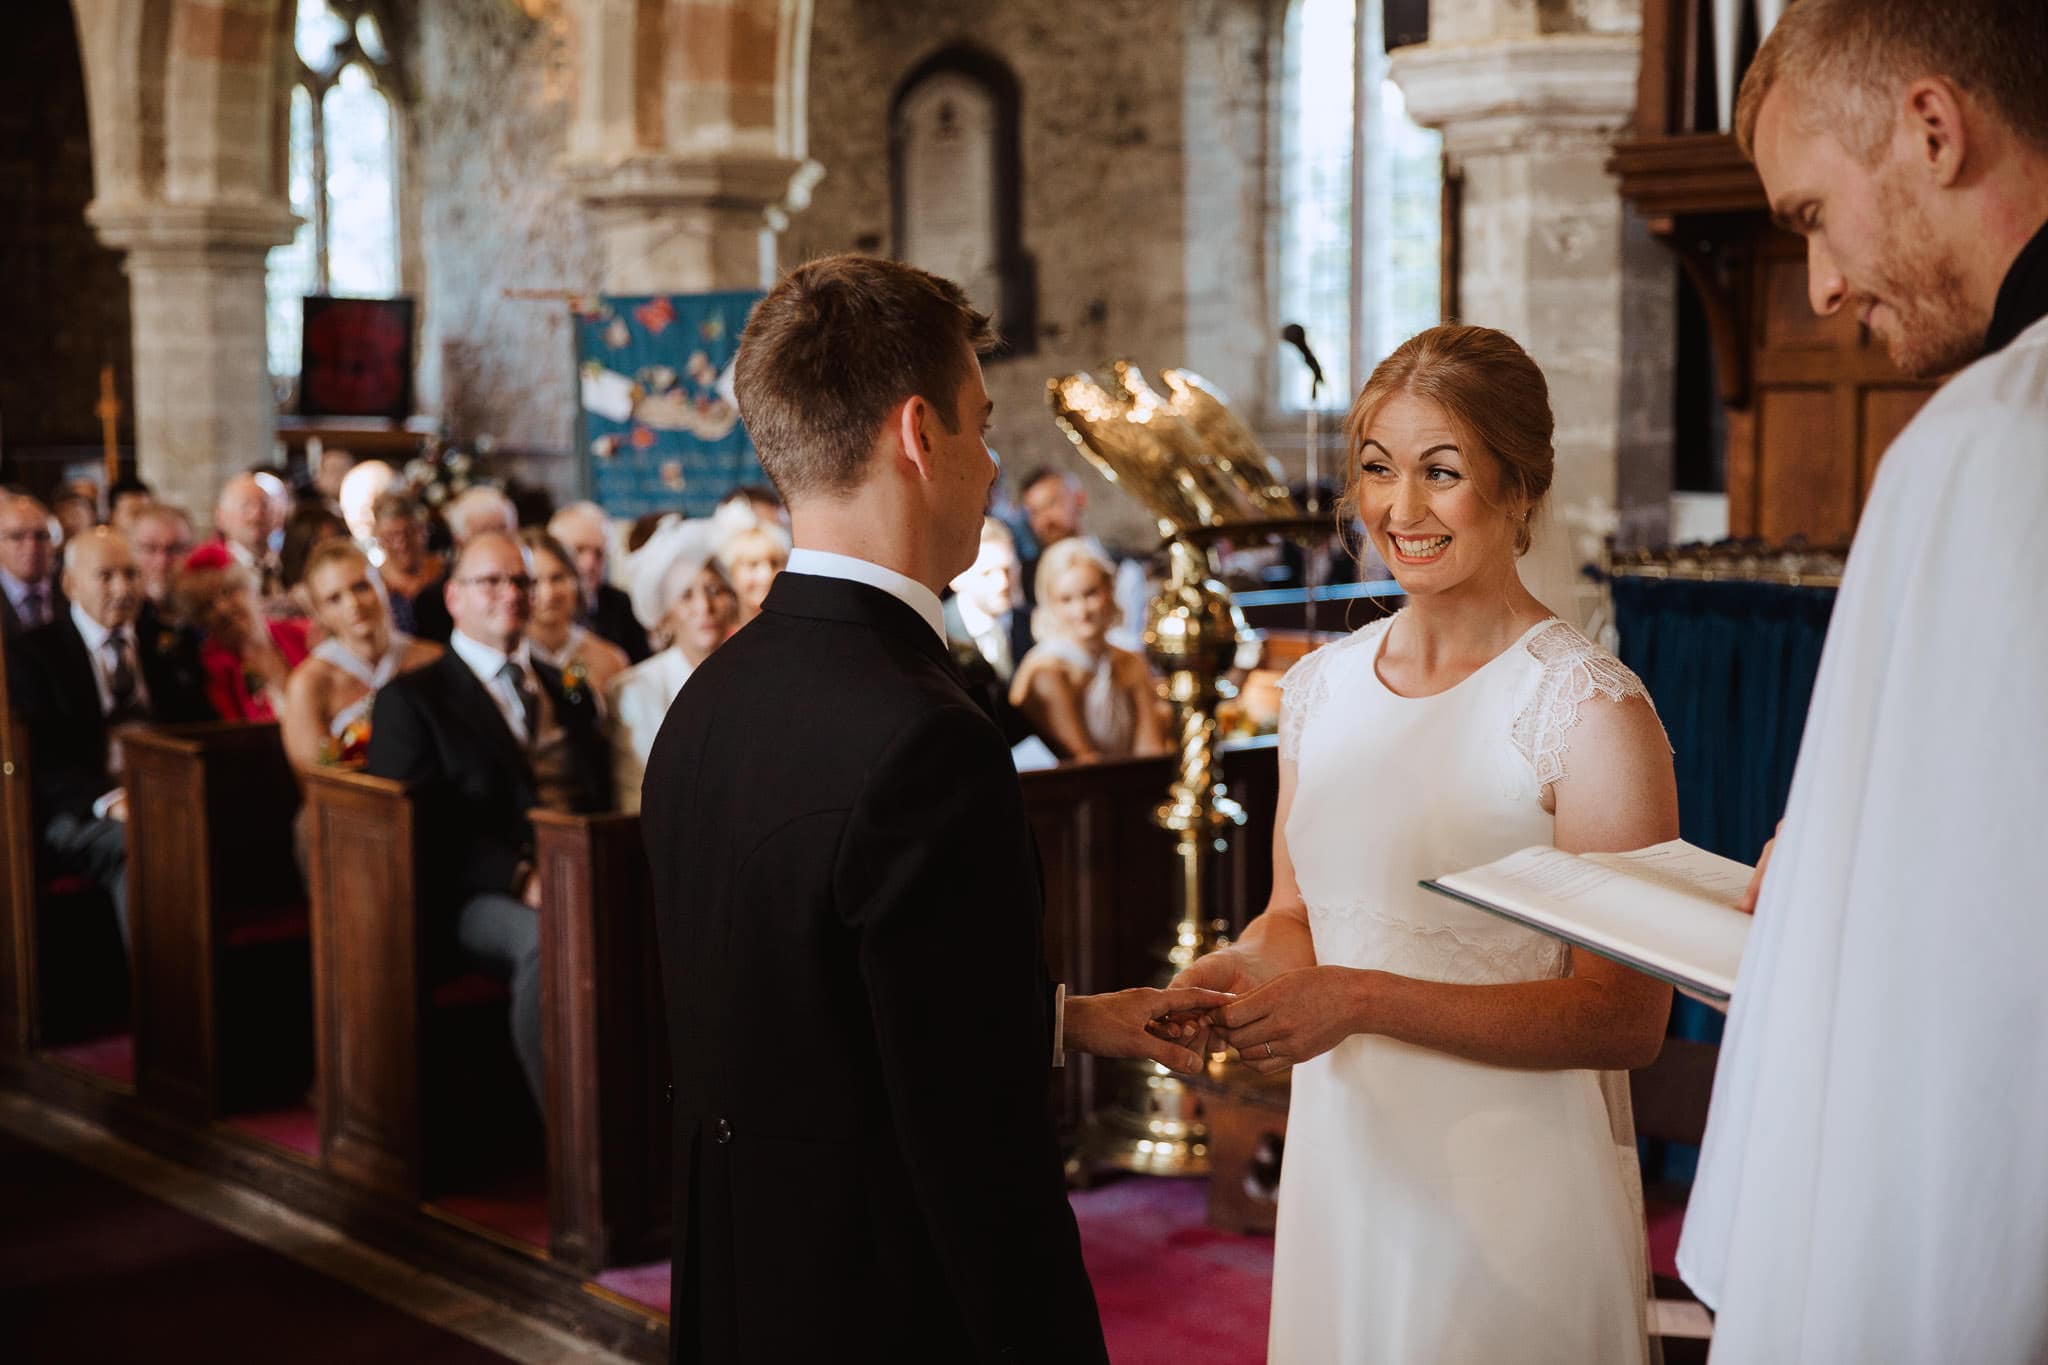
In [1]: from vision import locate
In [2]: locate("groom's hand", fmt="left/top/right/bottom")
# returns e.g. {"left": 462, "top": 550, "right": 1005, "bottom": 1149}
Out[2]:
{"left": 1064, "top": 987, "right": 1234, "bottom": 1074}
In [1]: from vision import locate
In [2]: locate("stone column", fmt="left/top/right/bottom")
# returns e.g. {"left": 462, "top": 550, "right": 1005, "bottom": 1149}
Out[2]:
{"left": 88, "top": 202, "right": 297, "bottom": 524}
{"left": 568, "top": 153, "right": 809, "bottom": 294}
{"left": 1393, "top": 24, "right": 1675, "bottom": 579}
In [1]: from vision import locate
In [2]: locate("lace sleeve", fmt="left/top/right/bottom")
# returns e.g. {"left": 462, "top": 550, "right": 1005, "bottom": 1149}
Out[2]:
{"left": 1277, "top": 642, "right": 1337, "bottom": 767}
{"left": 1509, "top": 622, "right": 1663, "bottom": 789}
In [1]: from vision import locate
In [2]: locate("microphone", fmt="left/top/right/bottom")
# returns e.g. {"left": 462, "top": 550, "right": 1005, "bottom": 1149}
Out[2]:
{"left": 1279, "top": 323, "right": 1324, "bottom": 397}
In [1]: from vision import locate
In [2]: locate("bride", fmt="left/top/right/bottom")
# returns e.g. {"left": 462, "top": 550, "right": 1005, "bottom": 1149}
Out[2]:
{"left": 1179, "top": 324, "right": 1677, "bottom": 1363}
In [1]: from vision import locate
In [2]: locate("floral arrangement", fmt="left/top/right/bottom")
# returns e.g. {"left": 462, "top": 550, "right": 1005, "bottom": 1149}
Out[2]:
{"left": 399, "top": 436, "right": 492, "bottom": 511}
{"left": 320, "top": 715, "right": 372, "bottom": 767}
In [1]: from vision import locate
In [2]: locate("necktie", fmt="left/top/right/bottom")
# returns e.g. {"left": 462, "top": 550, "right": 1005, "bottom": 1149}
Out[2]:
{"left": 104, "top": 634, "right": 142, "bottom": 721}
{"left": 497, "top": 660, "right": 539, "bottom": 744}
{"left": 21, "top": 586, "right": 45, "bottom": 627}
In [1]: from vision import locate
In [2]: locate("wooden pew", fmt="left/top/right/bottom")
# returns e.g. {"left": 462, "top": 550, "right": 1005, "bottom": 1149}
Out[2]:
{"left": 122, "top": 722, "right": 310, "bottom": 1123}
{"left": 0, "top": 658, "right": 39, "bottom": 1056}
{"left": 530, "top": 810, "right": 670, "bottom": 1272}
{"left": 303, "top": 767, "right": 668, "bottom": 1273}
{"left": 1020, "top": 737, "right": 1279, "bottom": 1128}
{"left": 302, "top": 765, "right": 428, "bottom": 1200}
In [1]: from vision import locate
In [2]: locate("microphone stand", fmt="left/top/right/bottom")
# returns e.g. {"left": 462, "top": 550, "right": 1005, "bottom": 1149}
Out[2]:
{"left": 1302, "top": 373, "right": 1322, "bottom": 637}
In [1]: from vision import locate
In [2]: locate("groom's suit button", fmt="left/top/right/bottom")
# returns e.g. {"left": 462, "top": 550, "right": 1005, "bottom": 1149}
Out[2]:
{"left": 715, "top": 1118, "right": 732, "bottom": 1144}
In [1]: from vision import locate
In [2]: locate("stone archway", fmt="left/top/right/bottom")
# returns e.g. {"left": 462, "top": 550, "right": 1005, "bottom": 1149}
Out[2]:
{"left": 69, "top": 0, "right": 298, "bottom": 522}
{"left": 565, "top": 0, "right": 818, "bottom": 292}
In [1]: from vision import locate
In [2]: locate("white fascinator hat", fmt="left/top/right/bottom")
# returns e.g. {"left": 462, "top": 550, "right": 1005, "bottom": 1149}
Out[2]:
{"left": 629, "top": 517, "right": 732, "bottom": 633}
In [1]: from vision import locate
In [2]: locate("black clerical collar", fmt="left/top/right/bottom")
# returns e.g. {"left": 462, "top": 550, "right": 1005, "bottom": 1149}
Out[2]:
{"left": 1984, "top": 216, "right": 2048, "bottom": 357}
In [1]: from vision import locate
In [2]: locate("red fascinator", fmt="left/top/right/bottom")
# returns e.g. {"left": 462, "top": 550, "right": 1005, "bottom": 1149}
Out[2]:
{"left": 181, "top": 542, "right": 237, "bottom": 574}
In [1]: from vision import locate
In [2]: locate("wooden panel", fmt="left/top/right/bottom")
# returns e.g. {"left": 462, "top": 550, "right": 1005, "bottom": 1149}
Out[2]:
{"left": 1021, "top": 740, "right": 1278, "bottom": 1130}
{"left": 531, "top": 810, "right": 672, "bottom": 1274}
{"left": 125, "top": 723, "right": 306, "bottom": 1123}
{"left": 305, "top": 766, "right": 425, "bottom": 1202}
{"left": 1760, "top": 256, "right": 1862, "bottom": 350}
{"left": 1756, "top": 388, "right": 1856, "bottom": 543}
{"left": 1861, "top": 387, "right": 1933, "bottom": 496}
{"left": 0, "top": 657, "right": 37, "bottom": 1055}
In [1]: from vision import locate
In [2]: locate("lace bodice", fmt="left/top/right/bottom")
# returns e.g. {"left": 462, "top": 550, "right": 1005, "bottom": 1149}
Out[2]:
{"left": 1275, "top": 613, "right": 1657, "bottom": 986}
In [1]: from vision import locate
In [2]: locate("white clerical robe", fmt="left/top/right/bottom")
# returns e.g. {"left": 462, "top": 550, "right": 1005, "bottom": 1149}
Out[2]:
{"left": 1678, "top": 315, "right": 2048, "bottom": 1361}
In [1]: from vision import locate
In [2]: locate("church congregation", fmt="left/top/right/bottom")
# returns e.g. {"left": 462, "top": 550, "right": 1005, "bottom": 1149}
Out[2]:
{"left": 5, "top": 0, "right": 2047, "bottom": 1362}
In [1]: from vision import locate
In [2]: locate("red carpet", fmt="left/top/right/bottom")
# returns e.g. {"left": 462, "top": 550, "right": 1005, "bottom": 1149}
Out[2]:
{"left": 0, "top": 1128, "right": 512, "bottom": 1364}
{"left": 594, "top": 1177, "right": 1274, "bottom": 1364}
{"left": 434, "top": 1166, "right": 552, "bottom": 1252}
{"left": 222, "top": 1104, "right": 321, "bottom": 1160}
{"left": 45, "top": 1033, "right": 134, "bottom": 1086}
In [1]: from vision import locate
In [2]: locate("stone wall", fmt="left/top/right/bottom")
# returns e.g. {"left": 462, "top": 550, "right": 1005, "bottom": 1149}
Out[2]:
{"left": 0, "top": 0, "right": 133, "bottom": 481}
{"left": 403, "top": 0, "right": 599, "bottom": 496}
{"left": 794, "top": 0, "right": 1273, "bottom": 550}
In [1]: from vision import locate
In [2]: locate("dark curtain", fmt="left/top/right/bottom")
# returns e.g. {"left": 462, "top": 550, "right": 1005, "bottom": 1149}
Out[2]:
{"left": 1612, "top": 578, "right": 1834, "bottom": 1178}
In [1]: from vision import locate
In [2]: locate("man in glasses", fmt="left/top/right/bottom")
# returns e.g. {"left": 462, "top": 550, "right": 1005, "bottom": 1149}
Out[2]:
{"left": 366, "top": 530, "right": 611, "bottom": 1104}
{"left": 0, "top": 494, "right": 60, "bottom": 637}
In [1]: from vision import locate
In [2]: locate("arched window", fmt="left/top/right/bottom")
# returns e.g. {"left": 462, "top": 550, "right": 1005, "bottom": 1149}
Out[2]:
{"left": 1274, "top": 0, "right": 1442, "bottom": 411}
{"left": 265, "top": 0, "right": 401, "bottom": 380}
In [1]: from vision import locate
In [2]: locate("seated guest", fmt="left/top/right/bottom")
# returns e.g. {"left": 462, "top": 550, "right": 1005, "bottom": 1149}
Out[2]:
{"left": 281, "top": 540, "right": 440, "bottom": 770}
{"left": 369, "top": 489, "right": 444, "bottom": 637}
{"left": 520, "top": 529, "right": 630, "bottom": 701}
{"left": 310, "top": 444, "right": 355, "bottom": 507}
{"left": 281, "top": 505, "right": 350, "bottom": 596}
{"left": 717, "top": 481, "right": 789, "bottom": 531}
{"left": 1010, "top": 538, "right": 1169, "bottom": 762}
{"left": 212, "top": 473, "right": 281, "bottom": 596}
{"left": 606, "top": 519, "right": 737, "bottom": 812}
{"left": 945, "top": 517, "right": 1033, "bottom": 683}
{"left": 716, "top": 519, "right": 789, "bottom": 630}
{"left": 338, "top": 459, "right": 396, "bottom": 554}
{"left": 1017, "top": 465, "right": 1152, "bottom": 649}
{"left": 1, "top": 494, "right": 61, "bottom": 636}
{"left": 175, "top": 543, "right": 309, "bottom": 722}
{"left": 411, "top": 486, "right": 518, "bottom": 642}
{"left": 547, "top": 501, "right": 648, "bottom": 662}
{"left": 52, "top": 490, "right": 99, "bottom": 542}
{"left": 4, "top": 529, "right": 213, "bottom": 945}
{"left": 107, "top": 477, "right": 153, "bottom": 535}
{"left": 128, "top": 504, "right": 195, "bottom": 628}
{"left": 365, "top": 532, "right": 611, "bottom": 1104}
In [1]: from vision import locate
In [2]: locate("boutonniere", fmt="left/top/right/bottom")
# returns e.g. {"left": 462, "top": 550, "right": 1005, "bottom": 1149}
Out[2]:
{"left": 560, "top": 660, "right": 590, "bottom": 706}
{"left": 156, "top": 630, "right": 179, "bottom": 656}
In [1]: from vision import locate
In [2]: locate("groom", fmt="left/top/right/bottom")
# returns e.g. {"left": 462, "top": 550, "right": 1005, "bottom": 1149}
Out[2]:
{"left": 640, "top": 253, "right": 1227, "bottom": 1364}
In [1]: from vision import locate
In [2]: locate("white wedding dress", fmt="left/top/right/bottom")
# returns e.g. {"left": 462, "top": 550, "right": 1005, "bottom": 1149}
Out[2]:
{"left": 1268, "top": 613, "right": 1654, "bottom": 1364}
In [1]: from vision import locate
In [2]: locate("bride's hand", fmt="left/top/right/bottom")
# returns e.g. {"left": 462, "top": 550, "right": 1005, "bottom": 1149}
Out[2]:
{"left": 1213, "top": 967, "right": 1368, "bottom": 1075}
{"left": 1169, "top": 948, "right": 1280, "bottom": 1057}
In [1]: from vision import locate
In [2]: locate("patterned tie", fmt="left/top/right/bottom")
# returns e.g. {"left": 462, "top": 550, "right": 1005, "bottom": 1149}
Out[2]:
{"left": 21, "top": 585, "right": 46, "bottom": 628}
{"left": 497, "top": 660, "right": 539, "bottom": 745}
{"left": 104, "top": 633, "right": 143, "bottom": 722}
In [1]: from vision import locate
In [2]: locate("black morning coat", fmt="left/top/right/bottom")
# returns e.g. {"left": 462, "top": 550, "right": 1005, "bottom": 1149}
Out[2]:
{"left": 641, "top": 571, "right": 1109, "bottom": 1364}
{"left": 364, "top": 650, "right": 610, "bottom": 921}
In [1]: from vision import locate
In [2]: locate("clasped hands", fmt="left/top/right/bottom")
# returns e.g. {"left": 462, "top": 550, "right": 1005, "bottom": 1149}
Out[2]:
{"left": 1067, "top": 949, "right": 1365, "bottom": 1077}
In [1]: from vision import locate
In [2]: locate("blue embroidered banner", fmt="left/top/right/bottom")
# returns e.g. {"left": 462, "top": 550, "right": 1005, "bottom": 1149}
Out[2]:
{"left": 572, "top": 290, "right": 766, "bottom": 519}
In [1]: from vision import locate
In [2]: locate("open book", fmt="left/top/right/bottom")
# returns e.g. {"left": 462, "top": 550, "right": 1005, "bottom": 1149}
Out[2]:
{"left": 1420, "top": 840, "right": 1755, "bottom": 1002}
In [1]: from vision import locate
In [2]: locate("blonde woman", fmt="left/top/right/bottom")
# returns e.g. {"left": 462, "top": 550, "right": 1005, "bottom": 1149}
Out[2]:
{"left": 281, "top": 540, "right": 441, "bottom": 770}
{"left": 717, "top": 520, "right": 789, "bottom": 629}
{"left": 1007, "top": 538, "right": 1168, "bottom": 762}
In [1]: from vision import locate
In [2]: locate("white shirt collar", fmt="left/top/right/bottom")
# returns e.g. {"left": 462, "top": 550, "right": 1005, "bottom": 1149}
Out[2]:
{"left": 449, "top": 628, "right": 530, "bottom": 684}
{"left": 70, "top": 600, "right": 125, "bottom": 653}
{"left": 0, "top": 568, "right": 41, "bottom": 606}
{"left": 785, "top": 548, "right": 947, "bottom": 643}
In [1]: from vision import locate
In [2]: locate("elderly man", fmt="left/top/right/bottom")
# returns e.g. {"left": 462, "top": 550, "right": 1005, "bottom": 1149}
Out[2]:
{"left": 0, "top": 494, "right": 60, "bottom": 636}
{"left": 548, "top": 501, "right": 648, "bottom": 662}
{"left": 4, "top": 530, "right": 212, "bottom": 944}
{"left": 365, "top": 531, "right": 610, "bottom": 1104}
{"left": 213, "top": 472, "right": 279, "bottom": 593}
{"left": 337, "top": 459, "right": 396, "bottom": 554}
{"left": 1677, "top": 3, "right": 2048, "bottom": 1360}
{"left": 128, "top": 504, "right": 194, "bottom": 619}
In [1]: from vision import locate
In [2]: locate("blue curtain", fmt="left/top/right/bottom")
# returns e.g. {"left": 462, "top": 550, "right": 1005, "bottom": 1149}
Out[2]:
{"left": 1612, "top": 577, "right": 1834, "bottom": 1179}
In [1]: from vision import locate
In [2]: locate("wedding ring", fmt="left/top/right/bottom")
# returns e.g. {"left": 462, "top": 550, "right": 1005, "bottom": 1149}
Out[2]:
{"left": 1264, "top": 1043, "right": 1275, "bottom": 1060}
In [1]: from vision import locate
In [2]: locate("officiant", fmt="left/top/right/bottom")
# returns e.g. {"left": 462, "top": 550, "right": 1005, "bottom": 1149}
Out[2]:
{"left": 1677, "top": 3, "right": 2048, "bottom": 1359}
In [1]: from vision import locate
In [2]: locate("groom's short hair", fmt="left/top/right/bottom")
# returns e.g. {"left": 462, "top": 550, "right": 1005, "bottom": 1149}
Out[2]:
{"left": 734, "top": 253, "right": 997, "bottom": 504}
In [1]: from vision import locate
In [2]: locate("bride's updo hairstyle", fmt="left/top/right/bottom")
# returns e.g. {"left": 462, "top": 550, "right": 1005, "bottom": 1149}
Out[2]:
{"left": 1340, "top": 324, "right": 1554, "bottom": 556}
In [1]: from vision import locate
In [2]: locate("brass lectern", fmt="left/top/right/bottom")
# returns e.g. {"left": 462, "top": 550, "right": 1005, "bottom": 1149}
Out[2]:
{"left": 1049, "top": 364, "right": 1328, "bottom": 1175}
